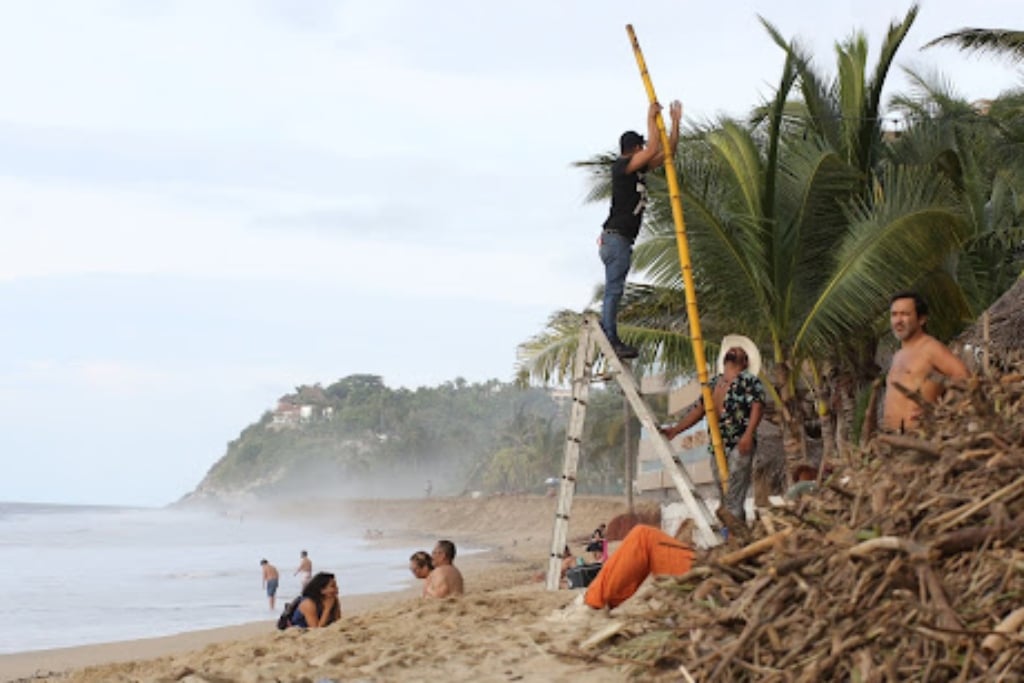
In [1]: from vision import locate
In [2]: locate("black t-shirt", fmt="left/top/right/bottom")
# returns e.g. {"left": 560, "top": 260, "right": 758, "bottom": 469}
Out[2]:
{"left": 602, "top": 155, "right": 647, "bottom": 242}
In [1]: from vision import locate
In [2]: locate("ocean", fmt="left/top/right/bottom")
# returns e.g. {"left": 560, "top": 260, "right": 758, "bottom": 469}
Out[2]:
{"left": 0, "top": 502, "right": 419, "bottom": 655}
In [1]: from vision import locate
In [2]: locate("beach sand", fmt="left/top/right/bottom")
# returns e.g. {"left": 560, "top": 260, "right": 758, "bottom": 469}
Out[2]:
{"left": 2, "top": 495, "right": 643, "bottom": 683}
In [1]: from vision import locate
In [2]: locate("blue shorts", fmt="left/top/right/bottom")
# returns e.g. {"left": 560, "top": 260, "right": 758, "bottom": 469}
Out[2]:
{"left": 266, "top": 578, "right": 279, "bottom": 597}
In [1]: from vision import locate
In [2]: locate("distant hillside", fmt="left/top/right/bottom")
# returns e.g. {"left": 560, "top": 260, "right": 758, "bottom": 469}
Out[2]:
{"left": 183, "top": 374, "right": 634, "bottom": 506}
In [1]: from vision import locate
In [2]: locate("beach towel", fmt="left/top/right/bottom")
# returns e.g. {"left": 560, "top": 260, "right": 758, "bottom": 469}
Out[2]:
{"left": 584, "top": 524, "right": 694, "bottom": 609}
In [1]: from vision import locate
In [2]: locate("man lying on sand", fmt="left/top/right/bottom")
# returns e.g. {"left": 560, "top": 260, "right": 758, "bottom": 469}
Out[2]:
{"left": 426, "top": 539, "right": 464, "bottom": 598}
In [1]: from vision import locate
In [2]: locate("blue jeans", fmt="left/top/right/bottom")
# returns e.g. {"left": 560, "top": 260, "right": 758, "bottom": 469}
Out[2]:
{"left": 599, "top": 231, "right": 632, "bottom": 345}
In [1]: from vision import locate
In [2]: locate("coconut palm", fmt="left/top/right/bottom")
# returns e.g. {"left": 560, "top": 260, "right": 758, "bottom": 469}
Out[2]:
{"left": 888, "top": 70, "right": 1024, "bottom": 322}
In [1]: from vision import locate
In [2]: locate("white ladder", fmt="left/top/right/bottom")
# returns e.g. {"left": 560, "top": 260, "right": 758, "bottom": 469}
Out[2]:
{"left": 545, "top": 313, "right": 721, "bottom": 590}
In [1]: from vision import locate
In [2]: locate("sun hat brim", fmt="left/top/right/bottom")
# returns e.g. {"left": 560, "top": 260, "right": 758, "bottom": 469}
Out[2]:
{"left": 716, "top": 334, "right": 762, "bottom": 377}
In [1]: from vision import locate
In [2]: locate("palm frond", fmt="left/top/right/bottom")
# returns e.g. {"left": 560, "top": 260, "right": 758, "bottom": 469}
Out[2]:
{"left": 925, "top": 28, "right": 1024, "bottom": 63}
{"left": 573, "top": 153, "right": 619, "bottom": 204}
{"left": 836, "top": 31, "right": 869, "bottom": 161}
{"left": 858, "top": 4, "right": 919, "bottom": 169}
{"left": 773, "top": 137, "right": 863, "bottom": 334}
{"left": 515, "top": 310, "right": 586, "bottom": 385}
{"left": 794, "top": 163, "right": 966, "bottom": 356}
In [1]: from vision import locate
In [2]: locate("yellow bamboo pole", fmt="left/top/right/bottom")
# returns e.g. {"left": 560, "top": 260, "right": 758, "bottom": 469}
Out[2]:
{"left": 626, "top": 24, "right": 729, "bottom": 490}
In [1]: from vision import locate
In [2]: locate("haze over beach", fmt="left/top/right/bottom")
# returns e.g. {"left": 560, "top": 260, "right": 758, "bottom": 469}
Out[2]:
{"left": 1, "top": 1, "right": 1023, "bottom": 681}
{"left": 1, "top": 0, "right": 1020, "bottom": 508}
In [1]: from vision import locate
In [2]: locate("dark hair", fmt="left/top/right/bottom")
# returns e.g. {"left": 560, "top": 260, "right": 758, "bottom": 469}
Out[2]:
{"left": 301, "top": 572, "right": 340, "bottom": 625}
{"left": 260, "top": 559, "right": 268, "bottom": 565}
{"left": 619, "top": 130, "right": 645, "bottom": 153}
{"left": 436, "top": 539, "right": 456, "bottom": 561}
{"left": 890, "top": 291, "right": 928, "bottom": 317}
{"left": 300, "top": 550, "right": 308, "bottom": 557}
{"left": 410, "top": 551, "right": 433, "bottom": 571}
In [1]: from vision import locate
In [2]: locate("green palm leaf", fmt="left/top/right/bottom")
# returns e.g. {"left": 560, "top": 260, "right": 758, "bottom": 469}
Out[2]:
{"left": 925, "top": 28, "right": 1024, "bottom": 63}
{"left": 794, "top": 163, "right": 966, "bottom": 356}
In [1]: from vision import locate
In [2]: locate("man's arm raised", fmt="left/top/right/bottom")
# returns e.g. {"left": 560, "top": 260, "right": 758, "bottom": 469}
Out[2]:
{"left": 625, "top": 101, "right": 664, "bottom": 174}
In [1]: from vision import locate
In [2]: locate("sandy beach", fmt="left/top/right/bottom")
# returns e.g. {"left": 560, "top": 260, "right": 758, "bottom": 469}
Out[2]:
{"left": 2, "top": 495, "right": 639, "bottom": 683}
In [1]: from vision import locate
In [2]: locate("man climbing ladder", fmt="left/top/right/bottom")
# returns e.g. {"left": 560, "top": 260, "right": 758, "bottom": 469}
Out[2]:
{"left": 599, "top": 99, "right": 682, "bottom": 360}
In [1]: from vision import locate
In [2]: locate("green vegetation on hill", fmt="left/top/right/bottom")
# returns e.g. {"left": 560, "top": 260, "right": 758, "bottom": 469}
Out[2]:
{"left": 189, "top": 374, "right": 644, "bottom": 502}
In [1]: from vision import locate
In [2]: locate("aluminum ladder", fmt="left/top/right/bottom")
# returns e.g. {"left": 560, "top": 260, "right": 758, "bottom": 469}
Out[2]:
{"left": 545, "top": 313, "right": 721, "bottom": 590}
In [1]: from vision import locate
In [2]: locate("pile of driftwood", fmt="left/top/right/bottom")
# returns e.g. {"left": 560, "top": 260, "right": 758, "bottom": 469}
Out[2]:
{"left": 589, "top": 363, "right": 1024, "bottom": 681}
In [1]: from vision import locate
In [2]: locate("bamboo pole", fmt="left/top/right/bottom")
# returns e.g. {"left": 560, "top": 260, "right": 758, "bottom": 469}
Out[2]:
{"left": 625, "top": 24, "right": 729, "bottom": 489}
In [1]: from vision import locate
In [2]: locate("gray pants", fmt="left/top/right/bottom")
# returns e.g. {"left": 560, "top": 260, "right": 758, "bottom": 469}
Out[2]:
{"left": 710, "top": 446, "right": 754, "bottom": 522}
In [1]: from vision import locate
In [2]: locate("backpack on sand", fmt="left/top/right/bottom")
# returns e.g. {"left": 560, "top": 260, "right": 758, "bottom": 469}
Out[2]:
{"left": 276, "top": 595, "right": 303, "bottom": 630}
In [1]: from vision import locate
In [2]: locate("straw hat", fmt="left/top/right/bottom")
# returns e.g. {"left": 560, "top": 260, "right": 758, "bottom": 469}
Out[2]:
{"left": 716, "top": 334, "right": 762, "bottom": 376}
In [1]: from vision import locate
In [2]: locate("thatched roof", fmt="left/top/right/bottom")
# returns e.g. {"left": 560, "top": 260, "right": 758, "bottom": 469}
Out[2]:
{"left": 954, "top": 276, "right": 1024, "bottom": 362}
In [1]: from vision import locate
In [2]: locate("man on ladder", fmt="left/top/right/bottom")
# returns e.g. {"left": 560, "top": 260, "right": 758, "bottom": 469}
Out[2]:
{"left": 598, "top": 99, "right": 682, "bottom": 360}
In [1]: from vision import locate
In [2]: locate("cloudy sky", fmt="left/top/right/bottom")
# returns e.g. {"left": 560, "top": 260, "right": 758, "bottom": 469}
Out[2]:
{"left": 1, "top": 0, "right": 1019, "bottom": 506}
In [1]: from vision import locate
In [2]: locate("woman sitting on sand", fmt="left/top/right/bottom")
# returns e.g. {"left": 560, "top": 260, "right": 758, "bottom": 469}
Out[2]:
{"left": 290, "top": 572, "right": 341, "bottom": 628}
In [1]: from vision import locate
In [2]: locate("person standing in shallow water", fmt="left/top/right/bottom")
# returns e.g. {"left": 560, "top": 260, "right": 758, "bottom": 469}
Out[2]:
{"left": 883, "top": 291, "right": 967, "bottom": 433}
{"left": 294, "top": 550, "right": 312, "bottom": 588}
{"left": 260, "top": 559, "right": 279, "bottom": 610}
{"left": 599, "top": 99, "right": 682, "bottom": 360}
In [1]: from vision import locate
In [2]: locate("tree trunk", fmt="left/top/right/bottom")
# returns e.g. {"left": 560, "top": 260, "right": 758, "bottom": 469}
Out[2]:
{"left": 772, "top": 359, "right": 807, "bottom": 462}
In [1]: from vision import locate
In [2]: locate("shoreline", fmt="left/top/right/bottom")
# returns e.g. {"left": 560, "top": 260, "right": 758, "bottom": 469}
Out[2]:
{"left": 2, "top": 495, "right": 635, "bottom": 683}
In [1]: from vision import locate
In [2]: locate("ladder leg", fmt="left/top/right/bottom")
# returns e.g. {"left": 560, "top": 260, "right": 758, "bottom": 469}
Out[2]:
{"left": 583, "top": 314, "right": 722, "bottom": 549}
{"left": 545, "top": 323, "right": 597, "bottom": 590}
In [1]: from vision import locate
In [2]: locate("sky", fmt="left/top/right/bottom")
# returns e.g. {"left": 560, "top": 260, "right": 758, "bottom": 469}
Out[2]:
{"left": 1, "top": 0, "right": 1020, "bottom": 506}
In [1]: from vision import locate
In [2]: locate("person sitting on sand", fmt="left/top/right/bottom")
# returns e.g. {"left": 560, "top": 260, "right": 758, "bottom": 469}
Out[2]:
{"left": 290, "top": 571, "right": 341, "bottom": 628}
{"left": 409, "top": 550, "right": 434, "bottom": 596}
{"left": 584, "top": 524, "right": 694, "bottom": 610}
{"left": 559, "top": 545, "right": 578, "bottom": 588}
{"left": 425, "top": 539, "right": 464, "bottom": 598}
{"left": 585, "top": 523, "right": 607, "bottom": 562}
{"left": 560, "top": 545, "right": 577, "bottom": 576}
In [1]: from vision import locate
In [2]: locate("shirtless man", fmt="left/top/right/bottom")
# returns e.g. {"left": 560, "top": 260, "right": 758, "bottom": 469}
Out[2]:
{"left": 883, "top": 291, "right": 968, "bottom": 432}
{"left": 409, "top": 550, "right": 434, "bottom": 597}
{"left": 260, "top": 559, "right": 279, "bottom": 610}
{"left": 294, "top": 550, "right": 312, "bottom": 588}
{"left": 425, "top": 539, "right": 464, "bottom": 598}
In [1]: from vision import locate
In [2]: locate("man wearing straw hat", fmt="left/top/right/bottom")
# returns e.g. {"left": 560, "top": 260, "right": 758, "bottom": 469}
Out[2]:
{"left": 598, "top": 100, "right": 682, "bottom": 360}
{"left": 660, "top": 335, "right": 766, "bottom": 523}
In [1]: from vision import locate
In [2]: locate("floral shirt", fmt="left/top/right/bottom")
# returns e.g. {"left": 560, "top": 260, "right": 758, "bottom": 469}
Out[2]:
{"left": 706, "top": 371, "right": 766, "bottom": 451}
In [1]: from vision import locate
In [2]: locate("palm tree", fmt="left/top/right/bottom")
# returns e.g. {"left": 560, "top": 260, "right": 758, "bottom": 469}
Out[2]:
{"left": 888, "top": 70, "right": 1024, "bottom": 322}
